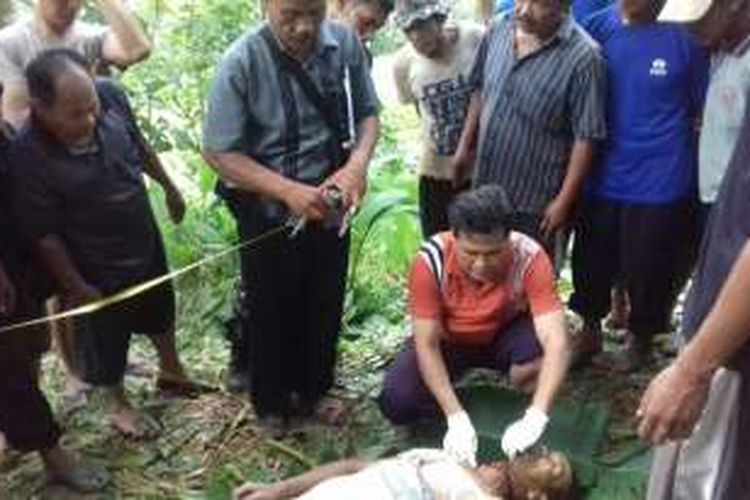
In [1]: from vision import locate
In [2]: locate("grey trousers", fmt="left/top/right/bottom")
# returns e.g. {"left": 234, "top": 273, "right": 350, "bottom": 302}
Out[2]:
{"left": 647, "top": 368, "right": 746, "bottom": 500}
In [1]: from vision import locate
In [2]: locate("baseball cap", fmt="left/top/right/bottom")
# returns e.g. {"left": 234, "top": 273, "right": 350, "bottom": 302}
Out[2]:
{"left": 659, "top": 0, "right": 713, "bottom": 22}
{"left": 393, "top": 0, "right": 449, "bottom": 30}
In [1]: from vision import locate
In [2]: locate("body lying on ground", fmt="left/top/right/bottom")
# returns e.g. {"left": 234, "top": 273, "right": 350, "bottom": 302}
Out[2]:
{"left": 234, "top": 448, "right": 573, "bottom": 499}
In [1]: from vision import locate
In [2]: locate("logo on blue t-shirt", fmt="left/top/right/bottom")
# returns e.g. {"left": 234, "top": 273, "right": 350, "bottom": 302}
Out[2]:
{"left": 649, "top": 58, "right": 669, "bottom": 77}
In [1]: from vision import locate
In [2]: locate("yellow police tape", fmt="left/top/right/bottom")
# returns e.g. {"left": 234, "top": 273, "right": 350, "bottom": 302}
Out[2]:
{"left": 0, "top": 224, "right": 289, "bottom": 334}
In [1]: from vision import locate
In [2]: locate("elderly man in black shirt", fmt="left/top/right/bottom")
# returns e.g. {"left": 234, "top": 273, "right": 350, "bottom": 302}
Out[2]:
{"left": 10, "top": 49, "right": 197, "bottom": 439}
{"left": 0, "top": 94, "right": 109, "bottom": 491}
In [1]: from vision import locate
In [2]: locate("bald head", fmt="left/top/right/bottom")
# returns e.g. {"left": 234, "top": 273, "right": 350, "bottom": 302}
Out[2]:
{"left": 27, "top": 49, "right": 99, "bottom": 147}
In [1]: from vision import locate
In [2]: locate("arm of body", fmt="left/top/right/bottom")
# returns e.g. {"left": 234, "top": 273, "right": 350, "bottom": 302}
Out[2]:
{"left": 1, "top": 83, "right": 29, "bottom": 128}
{"left": 414, "top": 317, "right": 464, "bottom": 416}
{"left": 530, "top": 310, "right": 571, "bottom": 414}
{"left": 540, "top": 51, "right": 606, "bottom": 238}
{"left": 540, "top": 140, "right": 595, "bottom": 239}
{"left": 36, "top": 235, "right": 101, "bottom": 308}
{"left": 137, "top": 136, "right": 185, "bottom": 224}
{"left": 233, "top": 458, "right": 370, "bottom": 500}
{"left": 414, "top": 317, "right": 478, "bottom": 466}
{"left": 638, "top": 239, "right": 750, "bottom": 444}
{"left": 97, "top": 0, "right": 152, "bottom": 67}
{"left": 452, "top": 93, "right": 481, "bottom": 187}
{"left": 325, "top": 115, "right": 379, "bottom": 210}
{"left": 203, "top": 151, "right": 329, "bottom": 222}
{"left": 502, "top": 252, "right": 571, "bottom": 457}
{"left": 501, "top": 310, "right": 570, "bottom": 458}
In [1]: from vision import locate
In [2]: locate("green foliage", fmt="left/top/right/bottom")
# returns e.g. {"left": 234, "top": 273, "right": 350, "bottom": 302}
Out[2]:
{"left": 123, "top": 0, "right": 260, "bottom": 153}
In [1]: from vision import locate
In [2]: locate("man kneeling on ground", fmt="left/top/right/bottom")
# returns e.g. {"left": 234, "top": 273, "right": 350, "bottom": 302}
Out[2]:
{"left": 380, "top": 185, "right": 571, "bottom": 465}
{"left": 234, "top": 448, "right": 573, "bottom": 499}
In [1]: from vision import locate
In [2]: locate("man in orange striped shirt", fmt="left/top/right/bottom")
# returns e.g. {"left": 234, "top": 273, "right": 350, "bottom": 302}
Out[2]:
{"left": 380, "top": 185, "right": 571, "bottom": 466}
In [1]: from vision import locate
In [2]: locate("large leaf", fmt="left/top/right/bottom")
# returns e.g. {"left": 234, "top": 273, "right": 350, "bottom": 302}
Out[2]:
{"left": 404, "top": 385, "right": 651, "bottom": 499}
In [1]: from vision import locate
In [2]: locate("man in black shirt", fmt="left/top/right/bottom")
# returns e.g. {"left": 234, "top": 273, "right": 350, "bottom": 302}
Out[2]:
{"left": 11, "top": 49, "right": 196, "bottom": 438}
{"left": 0, "top": 89, "right": 109, "bottom": 492}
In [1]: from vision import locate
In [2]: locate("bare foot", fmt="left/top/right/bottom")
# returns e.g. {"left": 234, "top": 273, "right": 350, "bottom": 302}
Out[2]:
{"left": 62, "top": 375, "right": 91, "bottom": 414}
{"left": 41, "top": 445, "right": 110, "bottom": 493}
{"left": 109, "top": 406, "right": 162, "bottom": 440}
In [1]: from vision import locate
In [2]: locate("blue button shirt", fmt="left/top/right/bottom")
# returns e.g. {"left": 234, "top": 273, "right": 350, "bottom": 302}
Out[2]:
{"left": 582, "top": 7, "right": 709, "bottom": 204}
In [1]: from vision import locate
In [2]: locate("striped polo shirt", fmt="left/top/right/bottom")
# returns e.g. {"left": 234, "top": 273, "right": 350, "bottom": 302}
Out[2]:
{"left": 471, "top": 15, "right": 606, "bottom": 215}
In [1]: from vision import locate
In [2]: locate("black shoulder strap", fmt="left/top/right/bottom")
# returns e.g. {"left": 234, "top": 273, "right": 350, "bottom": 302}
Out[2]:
{"left": 260, "top": 26, "right": 342, "bottom": 136}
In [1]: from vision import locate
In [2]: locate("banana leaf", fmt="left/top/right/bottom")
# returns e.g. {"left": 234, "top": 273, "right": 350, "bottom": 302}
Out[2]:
{"left": 404, "top": 384, "right": 651, "bottom": 499}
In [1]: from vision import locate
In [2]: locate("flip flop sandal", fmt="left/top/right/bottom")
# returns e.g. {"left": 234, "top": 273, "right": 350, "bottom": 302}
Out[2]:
{"left": 125, "top": 360, "right": 155, "bottom": 379}
{"left": 111, "top": 412, "right": 163, "bottom": 440}
{"left": 47, "top": 462, "right": 111, "bottom": 493}
{"left": 156, "top": 378, "right": 217, "bottom": 399}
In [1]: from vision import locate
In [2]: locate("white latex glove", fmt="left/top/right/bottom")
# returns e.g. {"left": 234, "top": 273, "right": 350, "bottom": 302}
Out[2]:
{"left": 501, "top": 406, "right": 549, "bottom": 458}
{"left": 442, "top": 411, "right": 478, "bottom": 467}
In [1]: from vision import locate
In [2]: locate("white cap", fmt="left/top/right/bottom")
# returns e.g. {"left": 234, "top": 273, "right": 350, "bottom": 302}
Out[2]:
{"left": 659, "top": 0, "right": 713, "bottom": 22}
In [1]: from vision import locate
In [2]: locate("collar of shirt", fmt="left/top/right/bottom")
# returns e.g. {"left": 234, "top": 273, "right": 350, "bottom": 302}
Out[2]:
{"left": 303, "top": 21, "right": 340, "bottom": 69}
{"left": 27, "top": 120, "right": 102, "bottom": 157}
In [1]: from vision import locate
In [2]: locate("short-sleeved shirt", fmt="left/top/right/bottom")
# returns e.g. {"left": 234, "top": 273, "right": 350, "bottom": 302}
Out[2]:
{"left": 492, "top": 0, "right": 615, "bottom": 22}
{"left": 11, "top": 80, "right": 165, "bottom": 294}
{"left": 582, "top": 8, "right": 709, "bottom": 204}
{"left": 409, "top": 231, "right": 561, "bottom": 345}
{"left": 698, "top": 36, "right": 750, "bottom": 204}
{"left": 471, "top": 14, "right": 606, "bottom": 214}
{"left": 682, "top": 87, "right": 750, "bottom": 374}
{"left": 393, "top": 22, "right": 483, "bottom": 180}
{"left": 203, "top": 21, "right": 379, "bottom": 212}
{"left": 0, "top": 17, "right": 108, "bottom": 86}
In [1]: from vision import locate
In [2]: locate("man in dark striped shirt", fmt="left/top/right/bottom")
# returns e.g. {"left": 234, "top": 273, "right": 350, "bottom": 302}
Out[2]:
{"left": 454, "top": 0, "right": 606, "bottom": 256}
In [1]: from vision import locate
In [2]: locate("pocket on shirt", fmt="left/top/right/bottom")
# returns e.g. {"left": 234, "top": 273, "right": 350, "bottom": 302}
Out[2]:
{"left": 510, "top": 82, "right": 567, "bottom": 135}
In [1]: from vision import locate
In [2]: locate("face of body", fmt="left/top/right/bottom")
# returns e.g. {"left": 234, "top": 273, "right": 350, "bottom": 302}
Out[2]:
{"left": 342, "top": 2, "right": 388, "bottom": 43}
{"left": 36, "top": 0, "right": 83, "bottom": 35}
{"left": 473, "top": 452, "right": 572, "bottom": 497}
{"left": 405, "top": 17, "right": 446, "bottom": 58}
{"left": 267, "top": 0, "right": 327, "bottom": 61}
{"left": 33, "top": 66, "right": 99, "bottom": 148}
{"left": 455, "top": 232, "right": 514, "bottom": 285}
{"left": 515, "top": 0, "right": 566, "bottom": 39}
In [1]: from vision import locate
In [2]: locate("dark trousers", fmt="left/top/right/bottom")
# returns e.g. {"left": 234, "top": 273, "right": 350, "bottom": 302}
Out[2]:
{"left": 569, "top": 197, "right": 699, "bottom": 339}
{"left": 379, "top": 315, "right": 541, "bottom": 424}
{"left": 234, "top": 205, "right": 349, "bottom": 417}
{"left": 0, "top": 309, "right": 61, "bottom": 453}
{"left": 418, "top": 176, "right": 460, "bottom": 239}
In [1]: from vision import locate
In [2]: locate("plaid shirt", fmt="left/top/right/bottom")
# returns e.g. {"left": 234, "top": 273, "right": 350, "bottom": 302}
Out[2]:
{"left": 471, "top": 14, "right": 606, "bottom": 214}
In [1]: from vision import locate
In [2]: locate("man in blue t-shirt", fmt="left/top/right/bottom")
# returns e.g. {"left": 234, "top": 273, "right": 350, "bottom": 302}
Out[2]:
{"left": 568, "top": 0, "right": 709, "bottom": 371}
